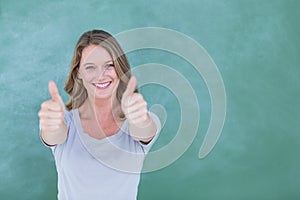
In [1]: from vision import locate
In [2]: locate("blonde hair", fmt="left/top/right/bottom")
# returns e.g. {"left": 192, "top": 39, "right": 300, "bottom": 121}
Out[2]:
{"left": 64, "top": 30, "right": 135, "bottom": 118}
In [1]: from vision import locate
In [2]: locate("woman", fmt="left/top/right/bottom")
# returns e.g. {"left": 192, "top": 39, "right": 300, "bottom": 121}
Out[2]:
{"left": 38, "top": 30, "right": 161, "bottom": 200}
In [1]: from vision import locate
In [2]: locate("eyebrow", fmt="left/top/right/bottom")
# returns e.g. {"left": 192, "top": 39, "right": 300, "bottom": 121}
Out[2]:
{"left": 82, "top": 60, "right": 113, "bottom": 66}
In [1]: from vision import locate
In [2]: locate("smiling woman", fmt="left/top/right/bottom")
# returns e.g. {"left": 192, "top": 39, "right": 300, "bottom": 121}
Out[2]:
{"left": 64, "top": 30, "right": 132, "bottom": 114}
{"left": 77, "top": 44, "right": 120, "bottom": 102}
{"left": 38, "top": 30, "right": 161, "bottom": 200}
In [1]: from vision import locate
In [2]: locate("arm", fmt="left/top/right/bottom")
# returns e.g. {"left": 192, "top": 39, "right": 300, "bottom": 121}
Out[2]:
{"left": 38, "top": 81, "right": 68, "bottom": 146}
{"left": 122, "top": 76, "right": 158, "bottom": 143}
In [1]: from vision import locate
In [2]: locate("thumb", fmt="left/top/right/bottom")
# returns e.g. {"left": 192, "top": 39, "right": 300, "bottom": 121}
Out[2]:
{"left": 123, "top": 76, "right": 137, "bottom": 98}
{"left": 48, "top": 80, "right": 64, "bottom": 108}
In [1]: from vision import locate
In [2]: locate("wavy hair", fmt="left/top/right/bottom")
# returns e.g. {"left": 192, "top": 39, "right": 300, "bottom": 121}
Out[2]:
{"left": 64, "top": 30, "right": 135, "bottom": 119}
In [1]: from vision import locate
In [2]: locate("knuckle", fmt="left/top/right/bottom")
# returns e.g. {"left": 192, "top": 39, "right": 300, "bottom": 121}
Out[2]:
{"left": 137, "top": 94, "right": 143, "bottom": 100}
{"left": 41, "top": 101, "right": 51, "bottom": 109}
{"left": 41, "top": 102, "right": 47, "bottom": 108}
{"left": 39, "top": 115, "right": 47, "bottom": 121}
{"left": 38, "top": 111, "right": 42, "bottom": 117}
{"left": 131, "top": 94, "right": 138, "bottom": 100}
{"left": 143, "top": 101, "right": 147, "bottom": 107}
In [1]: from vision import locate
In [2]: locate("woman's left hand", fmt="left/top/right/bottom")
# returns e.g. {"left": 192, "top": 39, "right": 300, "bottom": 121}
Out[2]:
{"left": 121, "top": 76, "right": 151, "bottom": 127}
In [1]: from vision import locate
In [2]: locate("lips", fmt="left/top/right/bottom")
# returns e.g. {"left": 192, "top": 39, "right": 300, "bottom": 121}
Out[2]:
{"left": 93, "top": 81, "right": 112, "bottom": 89}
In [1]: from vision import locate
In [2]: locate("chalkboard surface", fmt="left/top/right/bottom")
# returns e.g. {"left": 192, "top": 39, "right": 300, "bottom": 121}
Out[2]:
{"left": 1, "top": 0, "right": 299, "bottom": 199}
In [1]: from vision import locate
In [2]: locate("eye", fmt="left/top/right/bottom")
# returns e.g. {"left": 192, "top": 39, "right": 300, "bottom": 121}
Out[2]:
{"left": 86, "top": 65, "right": 96, "bottom": 70}
{"left": 105, "top": 63, "right": 115, "bottom": 69}
{"left": 107, "top": 63, "right": 115, "bottom": 68}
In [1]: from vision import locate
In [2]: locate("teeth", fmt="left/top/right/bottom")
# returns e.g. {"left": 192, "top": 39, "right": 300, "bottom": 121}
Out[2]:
{"left": 95, "top": 82, "right": 111, "bottom": 88}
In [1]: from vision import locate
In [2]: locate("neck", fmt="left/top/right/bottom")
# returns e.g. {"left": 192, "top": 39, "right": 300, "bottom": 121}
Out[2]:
{"left": 80, "top": 96, "right": 121, "bottom": 121}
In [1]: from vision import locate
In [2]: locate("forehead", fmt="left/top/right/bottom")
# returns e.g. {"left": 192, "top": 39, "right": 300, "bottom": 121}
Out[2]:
{"left": 81, "top": 44, "right": 112, "bottom": 64}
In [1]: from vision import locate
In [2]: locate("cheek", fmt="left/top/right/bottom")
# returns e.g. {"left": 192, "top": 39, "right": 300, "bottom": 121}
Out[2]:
{"left": 81, "top": 76, "right": 93, "bottom": 84}
{"left": 79, "top": 73, "right": 93, "bottom": 88}
{"left": 107, "top": 68, "right": 119, "bottom": 80}
{"left": 109, "top": 69, "right": 120, "bottom": 89}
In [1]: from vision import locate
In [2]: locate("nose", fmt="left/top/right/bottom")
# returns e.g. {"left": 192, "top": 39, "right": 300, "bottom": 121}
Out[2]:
{"left": 95, "top": 66, "right": 109, "bottom": 79}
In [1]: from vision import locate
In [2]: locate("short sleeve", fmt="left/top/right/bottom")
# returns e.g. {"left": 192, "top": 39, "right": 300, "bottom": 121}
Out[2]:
{"left": 139, "top": 112, "right": 161, "bottom": 153}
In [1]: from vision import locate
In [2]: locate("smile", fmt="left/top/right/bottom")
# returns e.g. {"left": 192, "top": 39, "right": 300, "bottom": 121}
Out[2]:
{"left": 93, "top": 81, "right": 112, "bottom": 89}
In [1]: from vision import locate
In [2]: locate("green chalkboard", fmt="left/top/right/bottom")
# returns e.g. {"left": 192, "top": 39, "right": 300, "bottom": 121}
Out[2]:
{"left": 1, "top": 0, "right": 299, "bottom": 199}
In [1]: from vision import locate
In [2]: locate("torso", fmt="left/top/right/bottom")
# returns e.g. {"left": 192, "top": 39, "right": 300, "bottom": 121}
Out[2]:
{"left": 52, "top": 109, "right": 146, "bottom": 200}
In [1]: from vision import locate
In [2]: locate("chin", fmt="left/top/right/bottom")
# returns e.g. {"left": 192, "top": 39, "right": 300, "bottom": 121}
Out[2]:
{"left": 93, "top": 93, "right": 113, "bottom": 100}
{"left": 91, "top": 82, "right": 118, "bottom": 101}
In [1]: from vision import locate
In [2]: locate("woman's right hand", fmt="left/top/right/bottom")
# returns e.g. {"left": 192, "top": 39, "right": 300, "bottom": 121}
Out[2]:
{"left": 38, "top": 81, "right": 68, "bottom": 145}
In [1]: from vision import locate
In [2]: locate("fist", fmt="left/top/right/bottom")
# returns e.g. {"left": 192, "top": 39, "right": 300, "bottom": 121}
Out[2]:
{"left": 38, "top": 81, "right": 65, "bottom": 132}
{"left": 121, "top": 76, "right": 150, "bottom": 127}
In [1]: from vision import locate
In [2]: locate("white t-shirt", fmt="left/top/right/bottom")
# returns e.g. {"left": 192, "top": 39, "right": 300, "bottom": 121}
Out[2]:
{"left": 44, "top": 109, "right": 161, "bottom": 200}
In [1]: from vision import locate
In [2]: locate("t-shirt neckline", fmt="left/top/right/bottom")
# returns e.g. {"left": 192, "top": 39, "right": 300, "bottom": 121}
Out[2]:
{"left": 71, "top": 108, "right": 128, "bottom": 144}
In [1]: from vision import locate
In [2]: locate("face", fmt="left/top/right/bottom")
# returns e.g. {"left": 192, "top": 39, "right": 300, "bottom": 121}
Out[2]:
{"left": 78, "top": 44, "right": 119, "bottom": 101}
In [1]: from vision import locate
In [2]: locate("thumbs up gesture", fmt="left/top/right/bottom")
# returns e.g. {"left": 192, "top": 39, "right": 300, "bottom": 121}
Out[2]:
{"left": 38, "top": 81, "right": 67, "bottom": 145}
{"left": 121, "top": 76, "right": 157, "bottom": 142}
{"left": 121, "top": 76, "right": 151, "bottom": 127}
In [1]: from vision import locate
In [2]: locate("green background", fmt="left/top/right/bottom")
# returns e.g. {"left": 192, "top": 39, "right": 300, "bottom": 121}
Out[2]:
{"left": 1, "top": 0, "right": 299, "bottom": 199}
